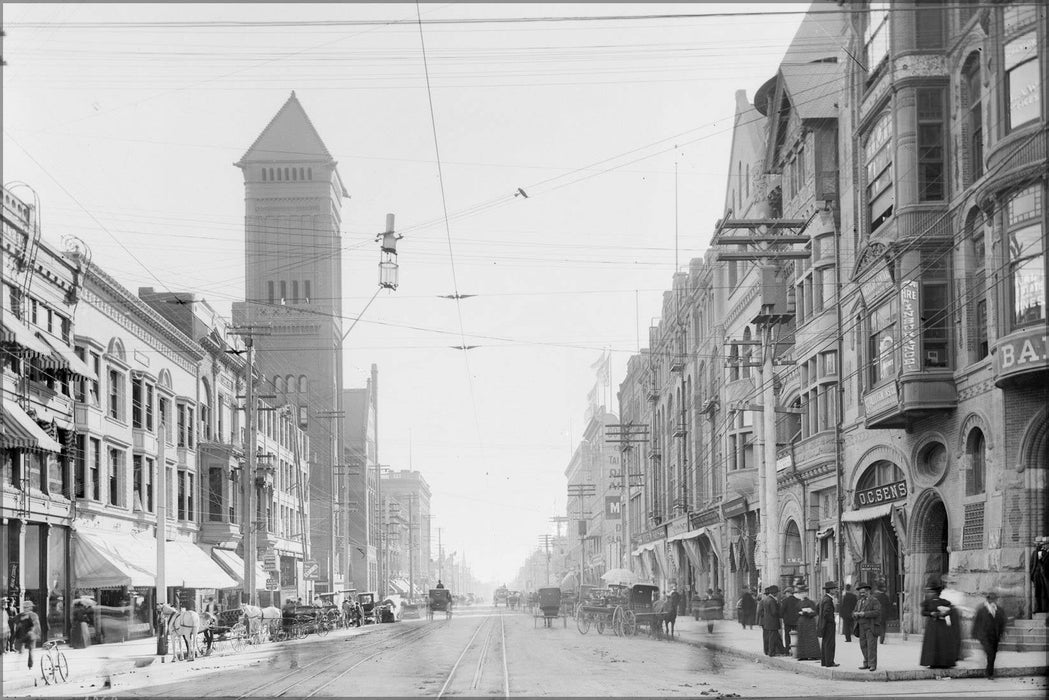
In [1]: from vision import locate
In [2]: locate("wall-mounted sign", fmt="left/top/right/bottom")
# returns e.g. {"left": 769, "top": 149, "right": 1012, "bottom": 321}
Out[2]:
{"left": 862, "top": 383, "right": 898, "bottom": 418}
{"left": 854, "top": 479, "right": 908, "bottom": 508}
{"left": 994, "top": 328, "right": 1049, "bottom": 386}
{"left": 900, "top": 280, "right": 919, "bottom": 372}
{"left": 605, "top": 496, "right": 621, "bottom": 519}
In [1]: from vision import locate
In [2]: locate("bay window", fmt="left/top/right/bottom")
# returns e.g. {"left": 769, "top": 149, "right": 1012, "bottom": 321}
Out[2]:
{"left": 1006, "top": 185, "right": 1046, "bottom": 328}
{"left": 922, "top": 257, "right": 951, "bottom": 368}
{"left": 865, "top": 2, "right": 890, "bottom": 74}
{"left": 868, "top": 297, "right": 898, "bottom": 386}
{"left": 865, "top": 112, "right": 894, "bottom": 232}
{"left": 1003, "top": 4, "right": 1041, "bottom": 132}
{"left": 917, "top": 87, "right": 946, "bottom": 201}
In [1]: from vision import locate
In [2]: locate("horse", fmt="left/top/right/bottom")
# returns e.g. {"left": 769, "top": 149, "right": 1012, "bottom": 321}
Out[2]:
{"left": 240, "top": 603, "right": 282, "bottom": 643}
{"left": 158, "top": 603, "right": 200, "bottom": 662}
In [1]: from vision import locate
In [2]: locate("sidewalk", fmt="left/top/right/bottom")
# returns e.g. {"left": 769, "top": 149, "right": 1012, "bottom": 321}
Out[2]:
{"left": 1, "top": 624, "right": 376, "bottom": 697}
{"left": 669, "top": 614, "right": 1048, "bottom": 681}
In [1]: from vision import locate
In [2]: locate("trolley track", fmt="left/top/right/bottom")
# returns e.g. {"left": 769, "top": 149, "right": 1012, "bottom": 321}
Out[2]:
{"left": 232, "top": 621, "right": 446, "bottom": 699}
{"left": 436, "top": 613, "right": 509, "bottom": 698}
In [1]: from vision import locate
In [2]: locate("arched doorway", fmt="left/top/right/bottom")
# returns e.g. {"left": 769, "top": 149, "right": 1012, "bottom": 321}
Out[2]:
{"left": 911, "top": 491, "right": 950, "bottom": 585}
{"left": 854, "top": 460, "right": 904, "bottom": 628}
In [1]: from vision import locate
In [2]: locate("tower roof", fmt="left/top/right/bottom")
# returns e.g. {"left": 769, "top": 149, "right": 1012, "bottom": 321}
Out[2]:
{"left": 236, "top": 91, "right": 335, "bottom": 166}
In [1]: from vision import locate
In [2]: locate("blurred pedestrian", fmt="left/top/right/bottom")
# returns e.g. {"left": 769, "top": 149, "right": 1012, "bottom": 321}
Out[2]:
{"left": 853, "top": 582, "right": 881, "bottom": 671}
{"left": 780, "top": 587, "right": 800, "bottom": 654}
{"left": 816, "top": 581, "right": 839, "bottom": 667}
{"left": 874, "top": 583, "right": 891, "bottom": 644}
{"left": 972, "top": 591, "right": 1007, "bottom": 679}
{"left": 737, "top": 587, "right": 756, "bottom": 629}
{"left": 760, "top": 586, "right": 782, "bottom": 656}
{"left": 713, "top": 588, "right": 725, "bottom": 619}
{"left": 13, "top": 599, "right": 41, "bottom": 669}
{"left": 839, "top": 583, "right": 856, "bottom": 642}
{"left": 665, "top": 589, "right": 679, "bottom": 637}
{"left": 793, "top": 586, "right": 820, "bottom": 660}
{"left": 920, "top": 580, "right": 959, "bottom": 670}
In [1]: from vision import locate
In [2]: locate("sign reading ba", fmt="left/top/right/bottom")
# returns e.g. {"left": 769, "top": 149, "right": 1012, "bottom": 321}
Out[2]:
{"left": 303, "top": 559, "right": 320, "bottom": 580}
{"left": 605, "top": 496, "right": 621, "bottom": 519}
{"left": 855, "top": 479, "right": 908, "bottom": 508}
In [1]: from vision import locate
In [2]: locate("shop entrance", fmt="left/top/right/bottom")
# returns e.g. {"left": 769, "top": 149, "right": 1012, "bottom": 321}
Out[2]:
{"left": 854, "top": 460, "right": 905, "bottom": 629}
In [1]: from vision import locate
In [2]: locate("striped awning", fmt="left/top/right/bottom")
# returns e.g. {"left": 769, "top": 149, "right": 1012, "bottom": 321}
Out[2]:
{"left": 1, "top": 397, "right": 62, "bottom": 452}
{"left": 1, "top": 316, "right": 55, "bottom": 358}
{"left": 38, "top": 334, "right": 95, "bottom": 377}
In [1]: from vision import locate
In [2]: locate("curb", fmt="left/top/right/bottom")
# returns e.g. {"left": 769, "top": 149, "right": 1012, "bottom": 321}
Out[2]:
{"left": 677, "top": 634, "right": 1048, "bottom": 682}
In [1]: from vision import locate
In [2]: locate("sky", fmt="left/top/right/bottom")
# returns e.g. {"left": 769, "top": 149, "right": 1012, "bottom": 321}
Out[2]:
{"left": 2, "top": 2, "right": 809, "bottom": 584}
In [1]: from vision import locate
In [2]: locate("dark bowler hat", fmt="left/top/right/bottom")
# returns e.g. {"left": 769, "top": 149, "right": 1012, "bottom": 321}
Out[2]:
{"left": 823, "top": 580, "right": 839, "bottom": 590}
{"left": 768, "top": 585, "right": 780, "bottom": 595}
{"left": 855, "top": 581, "right": 872, "bottom": 591}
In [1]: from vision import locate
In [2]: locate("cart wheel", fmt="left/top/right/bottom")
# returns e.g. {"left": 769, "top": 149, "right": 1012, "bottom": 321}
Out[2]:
{"left": 612, "top": 606, "right": 624, "bottom": 637}
{"left": 623, "top": 610, "right": 637, "bottom": 637}
{"left": 576, "top": 610, "right": 591, "bottom": 635}
{"left": 40, "top": 653, "right": 57, "bottom": 685}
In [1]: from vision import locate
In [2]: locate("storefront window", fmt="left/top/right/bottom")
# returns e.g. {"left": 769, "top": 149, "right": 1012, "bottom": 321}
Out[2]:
{"left": 1007, "top": 185, "right": 1045, "bottom": 329}
{"left": 868, "top": 297, "right": 898, "bottom": 385}
{"left": 47, "top": 529, "right": 68, "bottom": 640}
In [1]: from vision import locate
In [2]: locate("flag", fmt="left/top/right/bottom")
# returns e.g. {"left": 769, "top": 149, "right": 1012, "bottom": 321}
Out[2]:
{"left": 590, "top": 350, "right": 610, "bottom": 387}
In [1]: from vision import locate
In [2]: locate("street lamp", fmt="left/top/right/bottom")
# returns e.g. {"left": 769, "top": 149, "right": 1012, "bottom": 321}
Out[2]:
{"left": 378, "top": 214, "right": 402, "bottom": 290}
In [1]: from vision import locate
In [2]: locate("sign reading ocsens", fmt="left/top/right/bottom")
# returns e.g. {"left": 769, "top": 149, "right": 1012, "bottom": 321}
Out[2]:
{"left": 855, "top": 479, "right": 908, "bottom": 508}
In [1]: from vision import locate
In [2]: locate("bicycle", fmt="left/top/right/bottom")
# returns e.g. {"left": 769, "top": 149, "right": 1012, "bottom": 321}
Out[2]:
{"left": 39, "top": 640, "right": 69, "bottom": 685}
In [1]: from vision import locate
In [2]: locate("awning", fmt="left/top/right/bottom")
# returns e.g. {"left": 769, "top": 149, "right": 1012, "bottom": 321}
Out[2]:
{"left": 211, "top": 547, "right": 269, "bottom": 590}
{"left": 816, "top": 527, "right": 835, "bottom": 540}
{"left": 38, "top": 333, "right": 95, "bottom": 377}
{"left": 667, "top": 527, "right": 707, "bottom": 543}
{"left": 631, "top": 541, "right": 660, "bottom": 556}
{"left": 74, "top": 530, "right": 238, "bottom": 590}
{"left": 388, "top": 578, "right": 408, "bottom": 595}
{"left": 1, "top": 398, "right": 63, "bottom": 452}
{"left": 841, "top": 503, "right": 893, "bottom": 523}
{"left": 166, "top": 542, "right": 238, "bottom": 589}
{"left": 1, "top": 316, "right": 55, "bottom": 357}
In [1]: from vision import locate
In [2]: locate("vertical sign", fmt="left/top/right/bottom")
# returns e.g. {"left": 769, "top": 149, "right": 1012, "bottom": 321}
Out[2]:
{"left": 900, "top": 280, "right": 919, "bottom": 373}
{"left": 605, "top": 496, "right": 621, "bottom": 519}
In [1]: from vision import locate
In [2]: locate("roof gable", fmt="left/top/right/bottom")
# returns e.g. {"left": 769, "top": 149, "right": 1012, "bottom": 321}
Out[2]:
{"left": 236, "top": 91, "right": 334, "bottom": 165}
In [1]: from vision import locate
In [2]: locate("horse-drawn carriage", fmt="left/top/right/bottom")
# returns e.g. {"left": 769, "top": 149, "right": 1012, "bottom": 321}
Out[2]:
{"left": 357, "top": 592, "right": 379, "bottom": 624}
{"left": 427, "top": 588, "right": 453, "bottom": 621}
{"left": 198, "top": 608, "right": 249, "bottom": 656}
{"left": 493, "top": 585, "right": 509, "bottom": 607}
{"left": 575, "top": 583, "right": 663, "bottom": 638}
{"left": 533, "top": 587, "right": 567, "bottom": 628}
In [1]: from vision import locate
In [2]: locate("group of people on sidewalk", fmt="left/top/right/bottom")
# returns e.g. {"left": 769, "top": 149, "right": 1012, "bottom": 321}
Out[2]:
{"left": 732, "top": 577, "right": 1012, "bottom": 678}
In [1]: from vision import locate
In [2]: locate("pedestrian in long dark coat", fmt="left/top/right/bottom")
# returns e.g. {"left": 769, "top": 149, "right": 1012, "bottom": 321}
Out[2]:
{"left": 816, "top": 581, "right": 839, "bottom": 667}
{"left": 759, "top": 586, "right": 782, "bottom": 656}
{"left": 793, "top": 587, "right": 820, "bottom": 660}
{"left": 920, "top": 584, "right": 959, "bottom": 669}
{"left": 737, "top": 587, "right": 757, "bottom": 629}
{"left": 12, "top": 600, "right": 41, "bottom": 669}
{"left": 780, "top": 587, "right": 801, "bottom": 654}
{"left": 839, "top": 584, "right": 856, "bottom": 642}
{"left": 972, "top": 591, "right": 1007, "bottom": 679}
{"left": 874, "top": 584, "right": 891, "bottom": 643}
{"left": 853, "top": 582, "right": 881, "bottom": 671}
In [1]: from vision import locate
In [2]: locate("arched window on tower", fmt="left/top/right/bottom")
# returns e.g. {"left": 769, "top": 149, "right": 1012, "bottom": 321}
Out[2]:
{"left": 262, "top": 169, "right": 267, "bottom": 181}
{"left": 298, "top": 375, "right": 308, "bottom": 393}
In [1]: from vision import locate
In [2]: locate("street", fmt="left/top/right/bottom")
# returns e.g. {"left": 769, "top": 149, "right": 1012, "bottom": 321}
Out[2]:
{"left": 18, "top": 606, "right": 1040, "bottom": 698}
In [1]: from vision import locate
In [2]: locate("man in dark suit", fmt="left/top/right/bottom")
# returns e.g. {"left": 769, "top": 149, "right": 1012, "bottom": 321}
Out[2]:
{"left": 972, "top": 591, "right": 1007, "bottom": 679}
{"left": 874, "top": 583, "right": 891, "bottom": 643}
{"left": 853, "top": 581, "right": 882, "bottom": 671}
{"left": 839, "top": 583, "right": 857, "bottom": 642}
{"left": 760, "top": 586, "right": 782, "bottom": 656}
{"left": 816, "top": 580, "right": 839, "bottom": 667}
{"left": 780, "top": 587, "right": 801, "bottom": 654}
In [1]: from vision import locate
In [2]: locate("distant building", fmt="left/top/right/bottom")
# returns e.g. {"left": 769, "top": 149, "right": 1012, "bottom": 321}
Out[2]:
{"left": 233, "top": 91, "right": 350, "bottom": 595}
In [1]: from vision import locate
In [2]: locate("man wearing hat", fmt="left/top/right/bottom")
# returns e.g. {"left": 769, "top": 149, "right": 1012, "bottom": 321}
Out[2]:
{"left": 780, "top": 586, "right": 801, "bottom": 654}
{"left": 972, "top": 590, "right": 1007, "bottom": 679}
{"left": 853, "top": 581, "right": 882, "bottom": 671}
{"left": 760, "top": 585, "right": 783, "bottom": 656}
{"left": 816, "top": 581, "right": 840, "bottom": 667}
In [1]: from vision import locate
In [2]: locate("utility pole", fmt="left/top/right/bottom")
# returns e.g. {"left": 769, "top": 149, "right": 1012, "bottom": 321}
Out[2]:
{"left": 436, "top": 527, "right": 443, "bottom": 582}
{"left": 229, "top": 325, "right": 272, "bottom": 606}
{"left": 606, "top": 423, "right": 647, "bottom": 569}
{"left": 712, "top": 214, "right": 810, "bottom": 588}
{"left": 567, "top": 483, "right": 595, "bottom": 585}
{"left": 155, "top": 416, "right": 167, "bottom": 655}
{"left": 288, "top": 406, "right": 310, "bottom": 601}
{"left": 318, "top": 410, "right": 346, "bottom": 595}
{"left": 537, "top": 535, "right": 555, "bottom": 585}
{"left": 407, "top": 493, "right": 416, "bottom": 601}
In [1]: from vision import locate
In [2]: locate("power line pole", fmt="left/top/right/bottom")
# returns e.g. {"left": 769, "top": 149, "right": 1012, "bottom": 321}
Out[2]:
{"left": 606, "top": 423, "right": 647, "bottom": 569}
{"left": 712, "top": 214, "right": 810, "bottom": 588}
{"left": 229, "top": 325, "right": 272, "bottom": 606}
{"left": 567, "top": 483, "right": 595, "bottom": 585}
{"left": 407, "top": 494, "right": 416, "bottom": 601}
{"left": 537, "top": 535, "right": 555, "bottom": 585}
